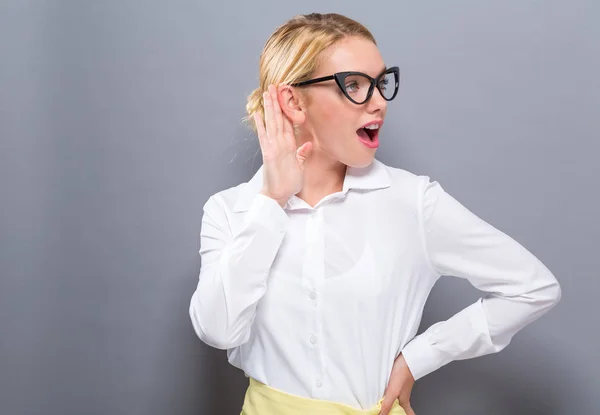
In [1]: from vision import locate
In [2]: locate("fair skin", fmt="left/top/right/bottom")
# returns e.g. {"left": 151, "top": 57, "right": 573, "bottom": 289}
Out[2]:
{"left": 254, "top": 35, "right": 416, "bottom": 415}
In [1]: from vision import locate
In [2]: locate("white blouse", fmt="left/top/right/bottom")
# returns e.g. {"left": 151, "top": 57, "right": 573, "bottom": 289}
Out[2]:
{"left": 189, "top": 158, "right": 561, "bottom": 410}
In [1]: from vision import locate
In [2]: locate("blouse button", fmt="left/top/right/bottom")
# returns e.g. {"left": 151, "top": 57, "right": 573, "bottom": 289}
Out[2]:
{"left": 310, "top": 335, "right": 317, "bottom": 344}
{"left": 316, "top": 379, "right": 323, "bottom": 388}
{"left": 309, "top": 291, "right": 316, "bottom": 300}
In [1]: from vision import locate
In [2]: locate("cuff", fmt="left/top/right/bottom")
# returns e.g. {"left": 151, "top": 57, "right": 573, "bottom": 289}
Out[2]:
{"left": 400, "top": 333, "right": 441, "bottom": 381}
{"left": 244, "top": 193, "right": 290, "bottom": 234}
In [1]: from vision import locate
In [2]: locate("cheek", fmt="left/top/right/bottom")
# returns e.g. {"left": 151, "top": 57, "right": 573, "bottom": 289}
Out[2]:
{"left": 312, "top": 92, "right": 361, "bottom": 132}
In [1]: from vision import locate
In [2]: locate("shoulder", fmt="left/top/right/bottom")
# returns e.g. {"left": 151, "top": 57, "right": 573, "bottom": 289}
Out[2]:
{"left": 375, "top": 159, "right": 433, "bottom": 201}
{"left": 203, "top": 181, "right": 249, "bottom": 214}
{"left": 380, "top": 161, "right": 420, "bottom": 183}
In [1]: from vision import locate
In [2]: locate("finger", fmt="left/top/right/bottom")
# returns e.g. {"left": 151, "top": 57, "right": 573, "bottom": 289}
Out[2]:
{"left": 254, "top": 112, "right": 267, "bottom": 149}
{"left": 378, "top": 395, "right": 395, "bottom": 415}
{"left": 403, "top": 404, "right": 416, "bottom": 415}
{"left": 283, "top": 115, "right": 298, "bottom": 150}
{"left": 263, "top": 90, "right": 275, "bottom": 142}
{"left": 295, "top": 141, "right": 313, "bottom": 167}
{"left": 282, "top": 110, "right": 293, "bottom": 134}
{"left": 269, "top": 85, "right": 283, "bottom": 137}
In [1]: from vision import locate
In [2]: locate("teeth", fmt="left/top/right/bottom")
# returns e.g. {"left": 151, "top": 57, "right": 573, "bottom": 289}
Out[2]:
{"left": 364, "top": 124, "right": 380, "bottom": 130}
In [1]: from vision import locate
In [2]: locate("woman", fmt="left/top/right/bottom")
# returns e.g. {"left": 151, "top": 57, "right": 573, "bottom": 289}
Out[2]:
{"left": 189, "top": 13, "right": 561, "bottom": 415}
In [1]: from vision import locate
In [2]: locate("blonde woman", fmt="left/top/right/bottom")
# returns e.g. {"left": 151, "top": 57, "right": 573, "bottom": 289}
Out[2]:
{"left": 189, "top": 13, "right": 561, "bottom": 415}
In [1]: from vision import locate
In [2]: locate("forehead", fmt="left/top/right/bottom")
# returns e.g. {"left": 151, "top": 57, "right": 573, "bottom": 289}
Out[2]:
{"left": 316, "top": 36, "right": 386, "bottom": 77}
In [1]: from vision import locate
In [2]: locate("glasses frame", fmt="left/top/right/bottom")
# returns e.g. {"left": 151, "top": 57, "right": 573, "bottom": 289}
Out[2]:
{"left": 290, "top": 66, "right": 400, "bottom": 105}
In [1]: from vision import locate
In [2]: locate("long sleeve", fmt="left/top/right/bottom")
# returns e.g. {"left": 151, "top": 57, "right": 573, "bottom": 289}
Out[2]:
{"left": 189, "top": 192, "right": 289, "bottom": 350}
{"left": 401, "top": 176, "right": 562, "bottom": 381}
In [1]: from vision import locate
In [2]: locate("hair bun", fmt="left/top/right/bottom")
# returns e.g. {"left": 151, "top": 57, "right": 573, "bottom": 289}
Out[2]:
{"left": 243, "top": 87, "right": 264, "bottom": 133}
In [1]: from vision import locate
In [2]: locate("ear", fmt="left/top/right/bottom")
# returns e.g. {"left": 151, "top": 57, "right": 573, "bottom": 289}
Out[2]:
{"left": 277, "top": 85, "right": 306, "bottom": 126}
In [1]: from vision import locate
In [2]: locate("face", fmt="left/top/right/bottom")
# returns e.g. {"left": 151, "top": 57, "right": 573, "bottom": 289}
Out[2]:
{"left": 281, "top": 36, "right": 390, "bottom": 168}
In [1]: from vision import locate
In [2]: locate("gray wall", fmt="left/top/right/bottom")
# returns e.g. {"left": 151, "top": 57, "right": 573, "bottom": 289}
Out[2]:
{"left": 1, "top": 1, "right": 598, "bottom": 414}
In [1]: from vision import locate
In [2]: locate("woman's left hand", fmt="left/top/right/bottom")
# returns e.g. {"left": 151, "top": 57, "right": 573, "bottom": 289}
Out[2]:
{"left": 378, "top": 353, "right": 416, "bottom": 415}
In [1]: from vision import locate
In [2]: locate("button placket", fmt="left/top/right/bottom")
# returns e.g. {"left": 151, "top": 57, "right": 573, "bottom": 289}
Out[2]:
{"left": 306, "top": 211, "right": 320, "bottom": 305}
{"left": 304, "top": 208, "right": 326, "bottom": 398}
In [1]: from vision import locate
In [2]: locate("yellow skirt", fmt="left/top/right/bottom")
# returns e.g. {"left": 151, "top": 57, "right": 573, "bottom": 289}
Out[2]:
{"left": 241, "top": 377, "right": 407, "bottom": 415}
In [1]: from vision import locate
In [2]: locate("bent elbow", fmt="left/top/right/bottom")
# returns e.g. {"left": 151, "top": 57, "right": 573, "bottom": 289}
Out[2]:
{"left": 546, "top": 278, "right": 562, "bottom": 308}
{"left": 188, "top": 294, "right": 250, "bottom": 350}
{"left": 533, "top": 270, "right": 562, "bottom": 312}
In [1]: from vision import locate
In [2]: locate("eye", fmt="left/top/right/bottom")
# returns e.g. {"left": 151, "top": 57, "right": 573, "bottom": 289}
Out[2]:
{"left": 378, "top": 78, "right": 389, "bottom": 90}
{"left": 345, "top": 81, "right": 360, "bottom": 93}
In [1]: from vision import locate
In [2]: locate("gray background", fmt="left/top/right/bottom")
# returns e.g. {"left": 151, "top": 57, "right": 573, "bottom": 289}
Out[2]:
{"left": 1, "top": 1, "right": 598, "bottom": 414}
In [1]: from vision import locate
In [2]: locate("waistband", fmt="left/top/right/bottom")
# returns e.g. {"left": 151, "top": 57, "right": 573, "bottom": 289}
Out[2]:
{"left": 241, "top": 377, "right": 407, "bottom": 415}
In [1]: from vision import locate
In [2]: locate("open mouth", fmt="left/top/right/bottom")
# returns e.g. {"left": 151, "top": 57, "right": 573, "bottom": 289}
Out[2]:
{"left": 356, "top": 123, "right": 381, "bottom": 142}
{"left": 357, "top": 127, "right": 377, "bottom": 141}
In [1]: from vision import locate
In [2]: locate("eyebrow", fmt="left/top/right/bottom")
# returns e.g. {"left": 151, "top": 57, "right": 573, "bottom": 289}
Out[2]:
{"left": 351, "top": 66, "right": 387, "bottom": 77}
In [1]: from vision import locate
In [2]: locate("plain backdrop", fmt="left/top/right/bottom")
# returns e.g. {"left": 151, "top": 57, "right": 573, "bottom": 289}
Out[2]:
{"left": 1, "top": 1, "right": 598, "bottom": 414}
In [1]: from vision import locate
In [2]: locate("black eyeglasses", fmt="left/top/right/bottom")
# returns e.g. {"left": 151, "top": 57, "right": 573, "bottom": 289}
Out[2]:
{"left": 290, "top": 66, "right": 400, "bottom": 105}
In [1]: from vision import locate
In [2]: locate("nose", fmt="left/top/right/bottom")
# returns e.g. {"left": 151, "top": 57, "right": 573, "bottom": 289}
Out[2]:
{"left": 366, "top": 86, "right": 387, "bottom": 113}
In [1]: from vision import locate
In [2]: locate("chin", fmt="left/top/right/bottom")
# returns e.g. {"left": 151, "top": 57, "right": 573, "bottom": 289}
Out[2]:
{"left": 342, "top": 153, "right": 376, "bottom": 169}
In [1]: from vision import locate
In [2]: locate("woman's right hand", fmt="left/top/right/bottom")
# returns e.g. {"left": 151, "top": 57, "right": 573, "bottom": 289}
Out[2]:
{"left": 254, "top": 84, "right": 313, "bottom": 207}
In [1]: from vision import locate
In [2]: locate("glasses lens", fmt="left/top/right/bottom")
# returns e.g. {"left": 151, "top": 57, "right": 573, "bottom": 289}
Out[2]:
{"left": 378, "top": 71, "right": 397, "bottom": 100}
{"left": 343, "top": 74, "right": 373, "bottom": 103}
{"left": 342, "top": 70, "right": 398, "bottom": 103}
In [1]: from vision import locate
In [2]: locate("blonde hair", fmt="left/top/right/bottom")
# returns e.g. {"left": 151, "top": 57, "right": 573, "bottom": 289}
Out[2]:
{"left": 243, "top": 13, "right": 377, "bottom": 133}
